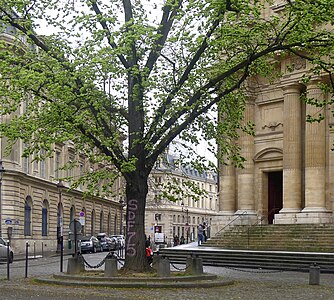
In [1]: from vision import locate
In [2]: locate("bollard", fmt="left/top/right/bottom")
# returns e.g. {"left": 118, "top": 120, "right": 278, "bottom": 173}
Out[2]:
{"left": 152, "top": 254, "right": 162, "bottom": 271}
{"left": 33, "top": 241, "right": 36, "bottom": 259}
{"left": 42, "top": 242, "right": 44, "bottom": 257}
{"left": 186, "top": 256, "right": 194, "bottom": 274}
{"left": 309, "top": 263, "right": 320, "bottom": 285}
{"left": 157, "top": 257, "right": 170, "bottom": 277}
{"left": 186, "top": 256, "right": 203, "bottom": 275}
{"left": 67, "top": 255, "right": 85, "bottom": 274}
{"left": 104, "top": 257, "right": 118, "bottom": 277}
{"left": 193, "top": 257, "right": 203, "bottom": 275}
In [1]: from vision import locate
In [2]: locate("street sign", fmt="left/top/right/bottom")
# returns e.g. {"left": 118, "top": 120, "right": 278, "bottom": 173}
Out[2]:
{"left": 79, "top": 216, "right": 85, "bottom": 226}
{"left": 5, "top": 218, "right": 12, "bottom": 225}
{"left": 79, "top": 211, "right": 85, "bottom": 217}
{"left": 69, "top": 219, "right": 82, "bottom": 233}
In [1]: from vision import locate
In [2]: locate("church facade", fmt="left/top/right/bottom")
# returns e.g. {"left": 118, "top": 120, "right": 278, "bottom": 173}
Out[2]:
{"left": 215, "top": 55, "right": 334, "bottom": 232}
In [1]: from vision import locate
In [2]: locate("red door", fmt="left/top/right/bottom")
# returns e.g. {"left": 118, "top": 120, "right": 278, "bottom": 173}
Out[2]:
{"left": 268, "top": 171, "right": 283, "bottom": 224}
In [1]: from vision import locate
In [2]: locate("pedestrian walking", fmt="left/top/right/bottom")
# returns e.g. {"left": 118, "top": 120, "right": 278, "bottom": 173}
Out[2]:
{"left": 203, "top": 222, "right": 207, "bottom": 242}
{"left": 197, "top": 224, "right": 204, "bottom": 246}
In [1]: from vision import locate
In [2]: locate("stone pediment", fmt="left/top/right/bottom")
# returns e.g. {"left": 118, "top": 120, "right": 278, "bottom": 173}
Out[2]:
{"left": 253, "top": 147, "right": 283, "bottom": 162}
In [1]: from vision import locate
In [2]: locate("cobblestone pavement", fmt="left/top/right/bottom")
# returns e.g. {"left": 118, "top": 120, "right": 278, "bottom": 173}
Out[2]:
{"left": 0, "top": 249, "right": 334, "bottom": 299}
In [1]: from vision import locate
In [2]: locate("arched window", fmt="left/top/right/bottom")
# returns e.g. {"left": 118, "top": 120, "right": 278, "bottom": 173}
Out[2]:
{"left": 107, "top": 212, "right": 111, "bottom": 235}
{"left": 42, "top": 199, "right": 49, "bottom": 236}
{"left": 91, "top": 209, "right": 95, "bottom": 235}
{"left": 70, "top": 206, "right": 75, "bottom": 223}
{"left": 24, "top": 197, "right": 32, "bottom": 236}
{"left": 114, "top": 214, "right": 117, "bottom": 235}
{"left": 99, "top": 211, "right": 103, "bottom": 233}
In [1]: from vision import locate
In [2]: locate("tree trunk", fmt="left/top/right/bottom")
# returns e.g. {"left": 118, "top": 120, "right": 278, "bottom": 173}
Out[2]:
{"left": 123, "top": 171, "right": 150, "bottom": 272}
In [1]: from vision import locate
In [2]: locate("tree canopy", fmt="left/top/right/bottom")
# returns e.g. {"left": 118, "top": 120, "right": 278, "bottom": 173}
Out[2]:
{"left": 1, "top": 0, "right": 334, "bottom": 271}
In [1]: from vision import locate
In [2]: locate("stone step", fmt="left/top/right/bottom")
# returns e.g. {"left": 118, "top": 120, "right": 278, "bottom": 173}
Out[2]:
{"left": 206, "top": 224, "right": 334, "bottom": 253}
{"left": 158, "top": 247, "right": 334, "bottom": 273}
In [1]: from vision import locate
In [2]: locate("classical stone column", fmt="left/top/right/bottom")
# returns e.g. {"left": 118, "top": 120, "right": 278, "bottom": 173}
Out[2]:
{"left": 277, "top": 84, "right": 302, "bottom": 222}
{"left": 300, "top": 80, "right": 330, "bottom": 222}
{"left": 236, "top": 99, "right": 256, "bottom": 221}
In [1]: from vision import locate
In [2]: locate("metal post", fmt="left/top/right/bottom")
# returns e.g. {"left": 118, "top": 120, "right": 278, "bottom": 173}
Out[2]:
{"left": 25, "top": 241, "right": 29, "bottom": 278}
{"left": 60, "top": 236, "right": 63, "bottom": 272}
{"left": 33, "top": 241, "right": 36, "bottom": 258}
{"left": 119, "top": 198, "right": 124, "bottom": 235}
{"left": 7, "top": 240, "right": 10, "bottom": 280}
{"left": 0, "top": 160, "right": 5, "bottom": 236}
{"left": 186, "top": 208, "right": 189, "bottom": 244}
{"left": 74, "top": 218, "right": 78, "bottom": 257}
{"left": 42, "top": 242, "right": 44, "bottom": 257}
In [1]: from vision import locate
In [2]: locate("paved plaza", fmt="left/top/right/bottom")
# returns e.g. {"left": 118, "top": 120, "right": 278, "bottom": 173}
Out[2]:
{"left": 0, "top": 244, "right": 334, "bottom": 299}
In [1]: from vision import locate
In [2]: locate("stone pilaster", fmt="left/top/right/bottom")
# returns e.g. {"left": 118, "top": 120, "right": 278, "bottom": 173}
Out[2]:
{"left": 275, "top": 84, "right": 302, "bottom": 224}
{"left": 219, "top": 163, "right": 236, "bottom": 214}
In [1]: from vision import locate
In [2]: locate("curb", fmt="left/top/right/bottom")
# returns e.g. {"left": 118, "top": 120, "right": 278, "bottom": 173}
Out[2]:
{"left": 34, "top": 273, "right": 235, "bottom": 289}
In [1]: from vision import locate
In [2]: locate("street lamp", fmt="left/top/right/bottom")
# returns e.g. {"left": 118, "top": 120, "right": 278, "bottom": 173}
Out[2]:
{"left": 0, "top": 160, "right": 5, "bottom": 236}
{"left": 181, "top": 201, "right": 189, "bottom": 244}
{"left": 119, "top": 197, "right": 125, "bottom": 235}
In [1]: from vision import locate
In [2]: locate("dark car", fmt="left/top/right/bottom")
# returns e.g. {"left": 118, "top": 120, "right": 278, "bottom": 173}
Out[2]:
{"left": 80, "top": 236, "right": 103, "bottom": 253}
{"left": 97, "top": 233, "right": 117, "bottom": 251}
{"left": 0, "top": 237, "right": 14, "bottom": 263}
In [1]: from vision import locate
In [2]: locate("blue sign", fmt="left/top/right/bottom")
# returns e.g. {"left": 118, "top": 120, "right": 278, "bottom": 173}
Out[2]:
{"left": 5, "top": 218, "right": 12, "bottom": 225}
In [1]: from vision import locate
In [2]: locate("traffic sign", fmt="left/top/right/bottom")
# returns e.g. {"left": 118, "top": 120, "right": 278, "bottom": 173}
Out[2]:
{"left": 69, "top": 219, "right": 82, "bottom": 233}
{"left": 5, "top": 218, "right": 12, "bottom": 225}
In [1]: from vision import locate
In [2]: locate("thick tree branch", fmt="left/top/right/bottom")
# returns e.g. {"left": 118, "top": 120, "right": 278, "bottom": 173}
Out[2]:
{"left": 147, "top": 65, "right": 250, "bottom": 169}
{"left": 146, "top": 36, "right": 332, "bottom": 164}
{"left": 90, "top": 0, "right": 130, "bottom": 69}
{"left": 145, "top": 8, "right": 224, "bottom": 144}
{"left": 144, "top": 0, "right": 182, "bottom": 75}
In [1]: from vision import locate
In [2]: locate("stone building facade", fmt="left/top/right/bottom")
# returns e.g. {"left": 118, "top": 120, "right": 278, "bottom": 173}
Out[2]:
{"left": 0, "top": 140, "right": 124, "bottom": 255}
{"left": 145, "top": 153, "right": 218, "bottom": 246}
{"left": 216, "top": 54, "right": 334, "bottom": 230}
{"left": 0, "top": 25, "right": 124, "bottom": 255}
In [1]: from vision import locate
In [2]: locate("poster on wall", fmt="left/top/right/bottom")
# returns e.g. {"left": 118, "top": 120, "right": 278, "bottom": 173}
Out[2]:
{"left": 154, "top": 225, "right": 164, "bottom": 243}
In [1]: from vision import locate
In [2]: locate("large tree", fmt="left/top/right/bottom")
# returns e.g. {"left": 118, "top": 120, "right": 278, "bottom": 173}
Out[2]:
{"left": 1, "top": 0, "right": 334, "bottom": 271}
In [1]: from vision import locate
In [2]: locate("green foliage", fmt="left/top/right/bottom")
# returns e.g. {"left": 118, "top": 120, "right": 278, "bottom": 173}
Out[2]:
{"left": 0, "top": 0, "right": 334, "bottom": 193}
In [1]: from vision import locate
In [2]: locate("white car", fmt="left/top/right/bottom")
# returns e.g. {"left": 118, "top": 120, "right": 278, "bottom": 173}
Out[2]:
{"left": 110, "top": 235, "right": 125, "bottom": 248}
{"left": 0, "top": 237, "right": 14, "bottom": 263}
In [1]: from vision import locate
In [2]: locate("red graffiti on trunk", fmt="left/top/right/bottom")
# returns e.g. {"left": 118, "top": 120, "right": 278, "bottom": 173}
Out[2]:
{"left": 126, "top": 199, "right": 138, "bottom": 256}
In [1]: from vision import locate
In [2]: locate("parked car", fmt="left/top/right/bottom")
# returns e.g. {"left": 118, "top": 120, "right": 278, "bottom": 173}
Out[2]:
{"left": 110, "top": 234, "right": 125, "bottom": 248}
{"left": 97, "top": 233, "right": 117, "bottom": 251}
{"left": 80, "top": 236, "right": 103, "bottom": 253}
{"left": 0, "top": 237, "right": 14, "bottom": 263}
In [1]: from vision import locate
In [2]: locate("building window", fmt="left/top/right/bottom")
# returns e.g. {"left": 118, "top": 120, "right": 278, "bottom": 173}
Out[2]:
{"left": 107, "top": 212, "right": 111, "bottom": 235}
{"left": 70, "top": 206, "right": 75, "bottom": 223}
{"left": 91, "top": 210, "right": 95, "bottom": 235}
{"left": 100, "top": 211, "right": 104, "bottom": 233}
{"left": 24, "top": 198, "right": 32, "bottom": 236}
{"left": 42, "top": 200, "right": 48, "bottom": 236}
{"left": 23, "top": 144, "right": 30, "bottom": 174}
{"left": 55, "top": 151, "right": 61, "bottom": 179}
{"left": 40, "top": 150, "right": 46, "bottom": 178}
